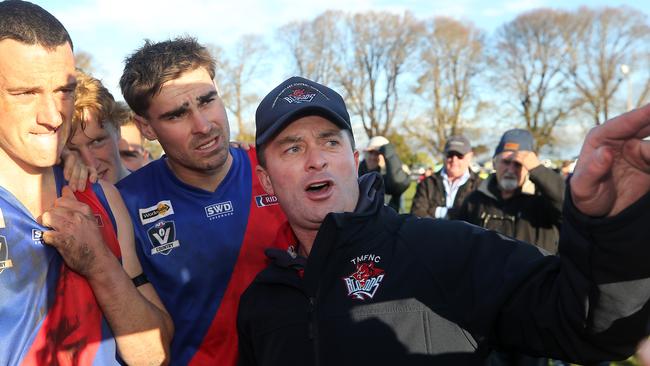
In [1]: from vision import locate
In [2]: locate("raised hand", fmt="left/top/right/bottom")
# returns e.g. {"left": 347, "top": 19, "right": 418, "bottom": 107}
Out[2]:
{"left": 38, "top": 186, "right": 113, "bottom": 277}
{"left": 570, "top": 105, "right": 650, "bottom": 217}
{"left": 60, "top": 147, "right": 97, "bottom": 192}
{"left": 514, "top": 150, "right": 540, "bottom": 172}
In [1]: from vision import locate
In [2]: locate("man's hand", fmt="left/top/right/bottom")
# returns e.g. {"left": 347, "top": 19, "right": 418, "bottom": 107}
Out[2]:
{"left": 60, "top": 148, "right": 97, "bottom": 192}
{"left": 38, "top": 186, "right": 112, "bottom": 278}
{"left": 571, "top": 104, "right": 650, "bottom": 217}
{"left": 514, "top": 150, "right": 540, "bottom": 171}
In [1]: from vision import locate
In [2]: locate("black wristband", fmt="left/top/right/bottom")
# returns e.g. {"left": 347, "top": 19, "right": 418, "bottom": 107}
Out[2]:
{"left": 131, "top": 273, "right": 150, "bottom": 287}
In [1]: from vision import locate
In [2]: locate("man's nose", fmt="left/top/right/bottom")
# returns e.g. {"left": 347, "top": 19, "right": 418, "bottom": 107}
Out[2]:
{"left": 306, "top": 147, "right": 327, "bottom": 171}
{"left": 37, "top": 93, "right": 64, "bottom": 131}
{"left": 191, "top": 110, "right": 211, "bottom": 135}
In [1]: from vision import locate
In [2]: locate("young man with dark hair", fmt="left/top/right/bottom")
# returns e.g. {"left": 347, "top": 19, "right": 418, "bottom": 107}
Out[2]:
{"left": 238, "top": 76, "right": 650, "bottom": 366}
{"left": 0, "top": 1, "right": 172, "bottom": 364}
{"left": 116, "top": 37, "right": 292, "bottom": 365}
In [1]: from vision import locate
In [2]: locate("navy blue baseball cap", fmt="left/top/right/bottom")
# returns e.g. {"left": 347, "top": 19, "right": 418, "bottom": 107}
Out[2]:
{"left": 255, "top": 76, "right": 353, "bottom": 148}
{"left": 494, "top": 128, "right": 534, "bottom": 156}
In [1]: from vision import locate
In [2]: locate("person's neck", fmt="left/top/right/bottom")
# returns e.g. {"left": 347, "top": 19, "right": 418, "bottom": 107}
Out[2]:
{"left": 0, "top": 157, "right": 57, "bottom": 218}
{"left": 500, "top": 189, "right": 516, "bottom": 200}
{"left": 165, "top": 154, "right": 233, "bottom": 192}
{"left": 292, "top": 226, "right": 319, "bottom": 258}
{"left": 447, "top": 173, "right": 463, "bottom": 184}
{"left": 118, "top": 164, "right": 131, "bottom": 181}
{"left": 444, "top": 168, "right": 465, "bottom": 183}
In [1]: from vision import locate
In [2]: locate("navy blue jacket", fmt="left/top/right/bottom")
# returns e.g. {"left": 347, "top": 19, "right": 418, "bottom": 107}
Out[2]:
{"left": 237, "top": 172, "right": 650, "bottom": 366}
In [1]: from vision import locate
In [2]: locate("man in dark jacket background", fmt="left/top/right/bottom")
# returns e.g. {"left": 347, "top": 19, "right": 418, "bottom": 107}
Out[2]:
{"left": 238, "top": 76, "right": 650, "bottom": 366}
{"left": 458, "top": 129, "right": 564, "bottom": 254}
{"left": 411, "top": 135, "right": 481, "bottom": 220}
{"left": 358, "top": 135, "right": 410, "bottom": 212}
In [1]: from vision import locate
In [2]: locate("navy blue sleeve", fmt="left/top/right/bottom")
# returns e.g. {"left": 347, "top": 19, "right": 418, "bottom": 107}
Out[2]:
{"left": 403, "top": 188, "right": 650, "bottom": 363}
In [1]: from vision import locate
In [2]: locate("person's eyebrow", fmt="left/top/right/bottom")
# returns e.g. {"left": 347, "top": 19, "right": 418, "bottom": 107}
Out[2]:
{"left": 317, "top": 129, "right": 343, "bottom": 139}
{"left": 275, "top": 135, "right": 303, "bottom": 146}
{"left": 197, "top": 90, "right": 218, "bottom": 104}
{"left": 56, "top": 80, "right": 77, "bottom": 92}
{"left": 158, "top": 102, "right": 189, "bottom": 120}
{"left": 120, "top": 150, "right": 140, "bottom": 158}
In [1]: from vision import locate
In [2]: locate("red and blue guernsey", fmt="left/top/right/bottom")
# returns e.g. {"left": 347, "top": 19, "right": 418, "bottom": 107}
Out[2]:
{"left": 116, "top": 147, "right": 292, "bottom": 366}
{"left": 0, "top": 166, "right": 121, "bottom": 365}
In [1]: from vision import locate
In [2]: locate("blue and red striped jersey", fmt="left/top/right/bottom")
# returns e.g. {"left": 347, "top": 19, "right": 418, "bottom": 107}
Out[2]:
{"left": 0, "top": 166, "right": 121, "bottom": 365}
{"left": 116, "top": 147, "right": 293, "bottom": 366}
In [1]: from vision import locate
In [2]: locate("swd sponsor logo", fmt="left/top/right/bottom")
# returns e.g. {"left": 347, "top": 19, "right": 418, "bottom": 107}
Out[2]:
{"left": 205, "top": 201, "right": 234, "bottom": 220}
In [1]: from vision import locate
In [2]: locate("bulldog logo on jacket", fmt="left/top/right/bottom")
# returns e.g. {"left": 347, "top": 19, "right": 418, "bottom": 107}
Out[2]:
{"left": 343, "top": 256, "right": 385, "bottom": 300}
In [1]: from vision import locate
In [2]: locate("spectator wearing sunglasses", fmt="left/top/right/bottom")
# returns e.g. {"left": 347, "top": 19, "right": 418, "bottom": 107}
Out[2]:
{"left": 411, "top": 135, "right": 481, "bottom": 220}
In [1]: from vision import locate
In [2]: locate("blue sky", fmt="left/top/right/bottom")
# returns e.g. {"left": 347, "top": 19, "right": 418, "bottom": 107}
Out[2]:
{"left": 37, "top": 0, "right": 649, "bottom": 98}
{"left": 33, "top": 0, "right": 650, "bottom": 158}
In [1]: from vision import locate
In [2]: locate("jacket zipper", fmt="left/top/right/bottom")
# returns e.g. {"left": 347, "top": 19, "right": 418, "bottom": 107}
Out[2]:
{"left": 308, "top": 295, "right": 320, "bottom": 366}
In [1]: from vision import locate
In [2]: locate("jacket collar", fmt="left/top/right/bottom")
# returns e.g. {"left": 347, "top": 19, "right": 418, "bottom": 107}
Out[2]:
{"left": 260, "top": 172, "right": 401, "bottom": 293}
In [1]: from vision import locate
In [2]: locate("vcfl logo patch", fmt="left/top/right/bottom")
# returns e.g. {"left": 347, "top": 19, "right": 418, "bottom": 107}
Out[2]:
{"left": 147, "top": 221, "right": 180, "bottom": 255}
{"left": 205, "top": 201, "right": 234, "bottom": 220}
{"left": 343, "top": 260, "right": 385, "bottom": 301}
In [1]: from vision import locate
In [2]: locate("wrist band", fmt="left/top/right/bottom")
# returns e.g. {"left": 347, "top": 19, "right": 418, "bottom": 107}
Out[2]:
{"left": 131, "top": 273, "right": 150, "bottom": 287}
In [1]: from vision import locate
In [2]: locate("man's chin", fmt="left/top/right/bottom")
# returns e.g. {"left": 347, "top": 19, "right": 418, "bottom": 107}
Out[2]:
{"left": 498, "top": 179, "right": 519, "bottom": 192}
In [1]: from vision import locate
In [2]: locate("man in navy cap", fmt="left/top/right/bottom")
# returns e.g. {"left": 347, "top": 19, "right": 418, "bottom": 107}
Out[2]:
{"left": 411, "top": 135, "right": 481, "bottom": 220}
{"left": 237, "top": 76, "right": 650, "bottom": 365}
{"left": 458, "top": 128, "right": 565, "bottom": 254}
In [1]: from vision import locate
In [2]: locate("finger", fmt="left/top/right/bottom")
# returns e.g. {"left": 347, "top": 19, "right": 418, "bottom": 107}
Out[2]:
{"left": 61, "top": 186, "right": 77, "bottom": 200}
{"left": 631, "top": 139, "right": 650, "bottom": 173}
{"left": 63, "top": 157, "right": 73, "bottom": 182}
{"left": 38, "top": 209, "right": 68, "bottom": 231}
{"left": 57, "top": 188, "right": 94, "bottom": 216}
{"left": 570, "top": 146, "right": 616, "bottom": 216}
{"left": 88, "top": 165, "right": 98, "bottom": 184}
{"left": 67, "top": 164, "right": 82, "bottom": 192}
{"left": 41, "top": 231, "right": 79, "bottom": 258}
{"left": 53, "top": 186, "right": 85, "bottom": 210}
{"left": 41, "top": 230, "right": 65, "bottom": 247}
{"left": 597, "top": 104, "right": 650, "bottom": 141}
{"left": 61, "top": 148, "right": 72, "bottom": 180}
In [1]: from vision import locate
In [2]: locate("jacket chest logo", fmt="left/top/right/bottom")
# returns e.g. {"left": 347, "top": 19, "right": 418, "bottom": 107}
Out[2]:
{"left": 343, "top": 254, "right": 385, "bottom": 301}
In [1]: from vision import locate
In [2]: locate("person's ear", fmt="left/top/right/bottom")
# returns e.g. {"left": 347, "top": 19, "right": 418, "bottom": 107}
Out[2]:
{"left": 133, "top": 114, "right": 157, "bottom": 141}
{"left": 354, "top": 149, "right": 360, "bottom": 172}
{"left": 256, "top": 165, "right": 275, "bottom": 195}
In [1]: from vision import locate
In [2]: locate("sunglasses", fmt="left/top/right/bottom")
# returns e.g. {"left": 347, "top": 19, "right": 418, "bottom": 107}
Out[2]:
{"left": 446, "top": 152, "right": 465, "bottom": 159}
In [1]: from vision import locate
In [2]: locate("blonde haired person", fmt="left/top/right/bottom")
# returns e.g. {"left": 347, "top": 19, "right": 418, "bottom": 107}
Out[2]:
{"left": 67, "top": 69, "right": 131, "bottom": 183}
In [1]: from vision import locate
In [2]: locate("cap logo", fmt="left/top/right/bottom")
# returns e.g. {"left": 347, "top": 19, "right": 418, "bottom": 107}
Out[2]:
{"left": 272, "top": 82, "right": 330, "bottom": 108}
{"left": 504, "top": 142, "right": 520, "bottom": 150}
{"left": 283, "top": 88, "right": 316, "bottom": 104}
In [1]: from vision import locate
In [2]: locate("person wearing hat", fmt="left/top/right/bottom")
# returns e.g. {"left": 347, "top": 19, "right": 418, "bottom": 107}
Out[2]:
{"left": 115, "top": 37, "right": 293, "bottom": 366}
{"left": 410, "top": 135, "right": 481, "bottom": 220}
{"left": 457, "top": 128, "right": 565, "bottom": 255}
{"left": 237, "top": 76, "right": 650, "bottom": 365}
{"left": 358, "top": 135, "right": 410, "bottom": 212}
